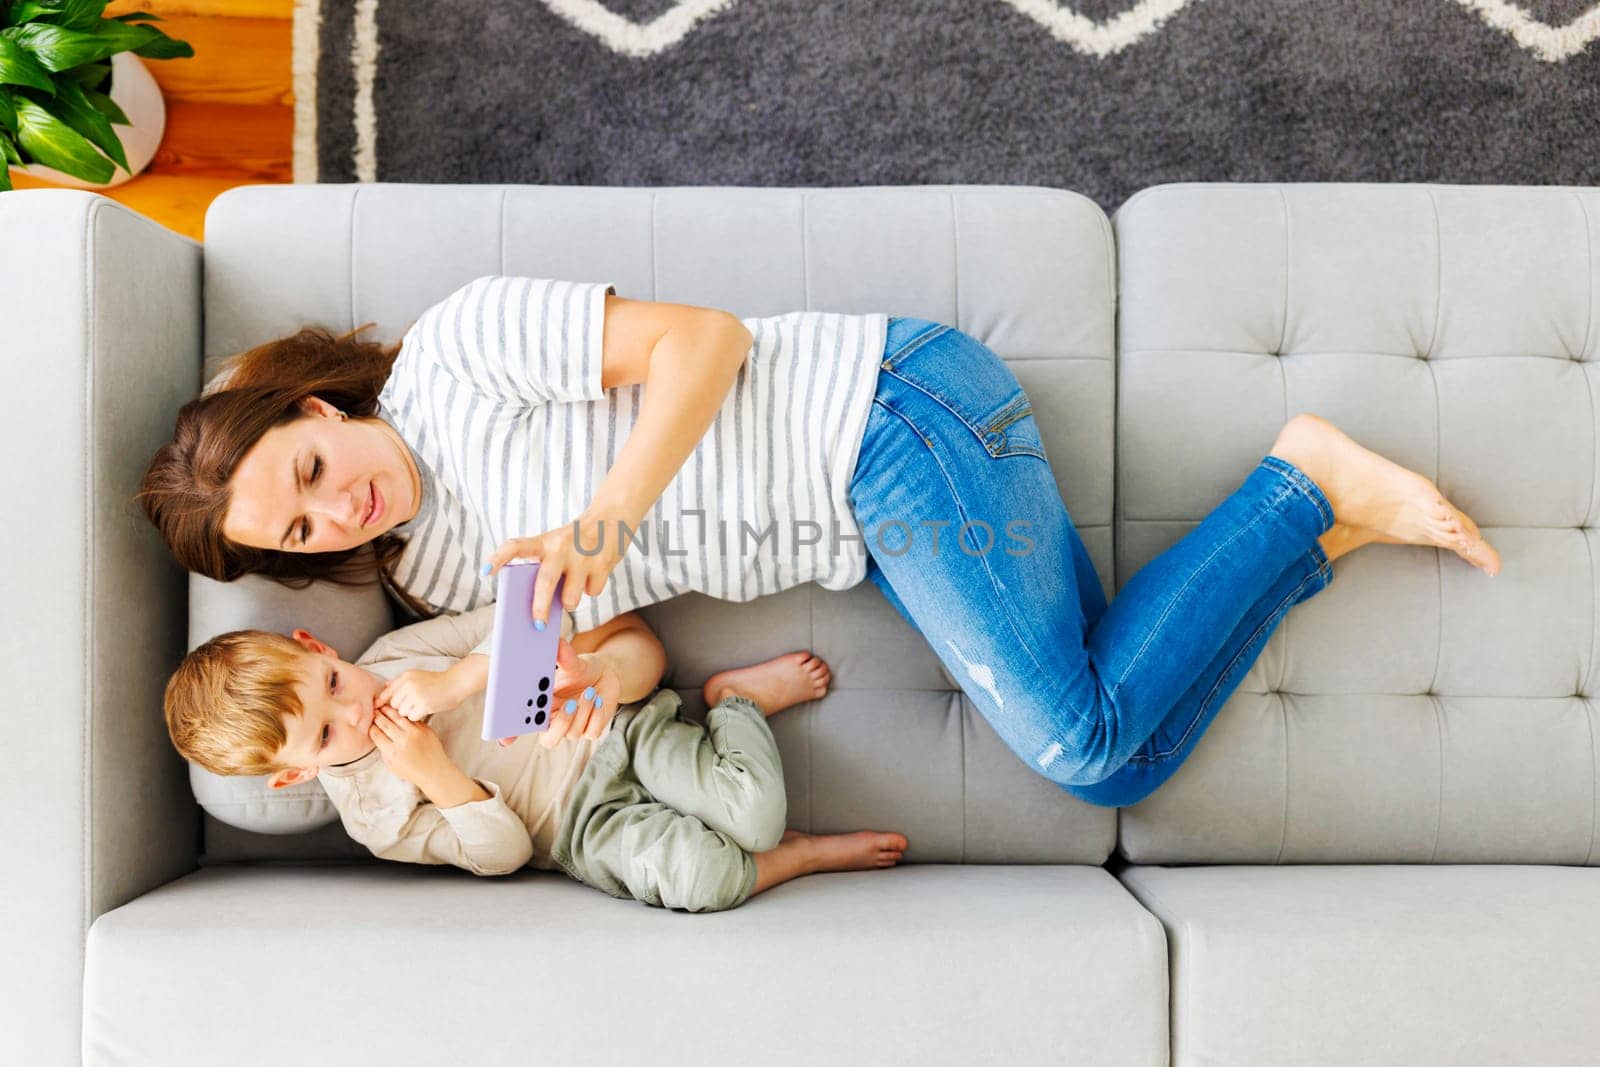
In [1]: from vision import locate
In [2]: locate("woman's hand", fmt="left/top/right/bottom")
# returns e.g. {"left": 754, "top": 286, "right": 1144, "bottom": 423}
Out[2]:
{"left": 536, "top": 638, "right": 620, "bottom": 749}
{"left": 375, "top": 669, "right": 464, "bottom": 722}
{"left": 483, "top": 509, "right": 630, "bottom": 630}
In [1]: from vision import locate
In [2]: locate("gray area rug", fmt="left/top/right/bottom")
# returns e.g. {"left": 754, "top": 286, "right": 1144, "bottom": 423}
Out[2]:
{"left": 303, "top": 0, "right": 1600, "bottom": 213}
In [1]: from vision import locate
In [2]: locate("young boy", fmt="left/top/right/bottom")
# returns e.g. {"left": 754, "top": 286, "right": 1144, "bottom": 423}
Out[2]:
{"left": 165, "top": 605, "right": 908, "bottom": 912}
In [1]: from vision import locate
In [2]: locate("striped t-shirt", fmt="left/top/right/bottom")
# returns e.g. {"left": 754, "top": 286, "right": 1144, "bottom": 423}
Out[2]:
{"left": 374, "top": 276, "right": 888, "bottom": 633}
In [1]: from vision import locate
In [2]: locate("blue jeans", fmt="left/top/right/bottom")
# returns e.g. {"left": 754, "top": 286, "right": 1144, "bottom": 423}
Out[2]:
{"left": 847, "top": 318, "right": 1336, "bottom": 807}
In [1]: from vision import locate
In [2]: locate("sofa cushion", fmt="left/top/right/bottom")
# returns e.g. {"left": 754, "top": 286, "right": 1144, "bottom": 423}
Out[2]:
{"left": 85, "top": 864, "right": 1168, "bottom": 1066}
{"left": 1120, "top": 864, "right": 1600, "bottom": 1066}
{"left": 196, "top": 183, "right": 1120, "bottom": 864}
{"left": 1111, "top": 183, "right": 1600, "bottom": 864}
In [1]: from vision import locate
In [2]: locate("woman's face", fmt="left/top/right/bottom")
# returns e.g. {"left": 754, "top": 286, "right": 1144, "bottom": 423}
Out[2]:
{"left": 222, "top": 396, "right": 419, "bottom": 554}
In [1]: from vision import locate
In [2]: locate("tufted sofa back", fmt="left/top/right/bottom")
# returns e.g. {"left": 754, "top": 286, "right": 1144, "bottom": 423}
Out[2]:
{"left": 1112, "top": 184, "right": 1600, "bottom": 865}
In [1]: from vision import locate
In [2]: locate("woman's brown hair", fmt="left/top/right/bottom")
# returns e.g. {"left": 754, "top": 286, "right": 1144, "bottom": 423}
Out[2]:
{"left": 135, "top": 325, "right": 430, "bottom": 616}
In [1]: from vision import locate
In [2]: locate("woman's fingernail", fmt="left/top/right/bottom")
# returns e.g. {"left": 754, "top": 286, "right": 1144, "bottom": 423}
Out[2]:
{"left": 594, "top": 696, "right": 603, "bottom": 709}
{"left": 583, "top": 687, "right": 595, "bottom": 701}
{"left": 480, "top": 562, "right": 492, "bottom": 576}
{"left": 535, "top": 619, "right": 546, "bottom": 632}
{"left": 564, "top": 699, "right": 577, "bottom": 714}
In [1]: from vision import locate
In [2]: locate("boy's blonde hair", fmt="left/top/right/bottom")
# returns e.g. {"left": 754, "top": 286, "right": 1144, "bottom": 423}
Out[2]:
{"left": 164, "top": 630, "right": 314, "bottom": 776}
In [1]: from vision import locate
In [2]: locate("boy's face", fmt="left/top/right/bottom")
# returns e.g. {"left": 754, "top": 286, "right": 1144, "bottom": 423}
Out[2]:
{"left": 266, "top": 632, "right": 387, "bottom": 790}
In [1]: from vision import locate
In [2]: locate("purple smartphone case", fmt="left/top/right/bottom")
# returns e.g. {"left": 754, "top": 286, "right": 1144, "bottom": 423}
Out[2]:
{"left": 481, "top": 562, "right": 565, "bottom": 741}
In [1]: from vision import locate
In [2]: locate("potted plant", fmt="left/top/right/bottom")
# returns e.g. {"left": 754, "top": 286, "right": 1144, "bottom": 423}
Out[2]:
{"left": 0, "top": 0, "right": 192, "bottom": 191}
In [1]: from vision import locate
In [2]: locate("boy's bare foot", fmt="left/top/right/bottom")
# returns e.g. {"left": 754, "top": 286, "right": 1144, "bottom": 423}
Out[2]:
{"left": 782, "top": 828, "right": 908, "bottom": 870}
{"left": 703, "top": 651, "right": 831, "bottom": 717}
{"left": 749, "top": 827, "right": 910, "bottom": 896}
{"left": 1272, "top": 414, "right": 1501, "bottom": 576}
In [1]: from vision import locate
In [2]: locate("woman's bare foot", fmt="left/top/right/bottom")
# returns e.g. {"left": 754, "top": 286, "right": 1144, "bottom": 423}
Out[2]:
{"left": 1273, "top": 414, "right": 1501, "bottom": 576}
{"left": 782, "top": 828, "right": 908, "bottom": 870}
{"left": 703, "top": 652, "right": 831, "bottom": 717}
{"left": 1448, "top": 507, "right": 1500, "bottom": 575}
{"left": 1317, "top": 522, "right": 1383, "bottom": 564}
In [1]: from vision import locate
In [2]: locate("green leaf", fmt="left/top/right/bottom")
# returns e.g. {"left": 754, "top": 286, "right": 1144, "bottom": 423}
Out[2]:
{"left": 14, "top": 94, "right": 112, "bottom": 181}
{"left": 63, "top": 59, "right": 109, "bottom": 89}
{"left": 111, "top": 11, "right": 162, "bottom": 23}
{"left": 0, "top": 88, "right": 15, "bottom": 132}
{"left": 0, "top": 130, "right": 21, "bottom": 164}
{"left": 0, "top": 33, "right": 54, "bottom": 90}
{"left": 7, "top": 1, "right": 110, "bottom": 32}
{"left": 91, "top": 18, "right": 193, "bottom": 62}
{"left": 0, "top": 160, "right": 11, "bottom": 192}
{"left": 132, "top": 30, "right": 191, "bottom": 60}
{"left": 36, "top": 76, "right": 124, "bottom": 169}
{"left": 87, "top": 17, "right": 168, "bottom": 51}
{"left": 83, "top": 85, "right": 123, "bottom": 124}
{"left": 3, "top": 23, "right": 122, "bottom": 71}
{"left": 1, "top": 1, "right": 40, "bottom": 27}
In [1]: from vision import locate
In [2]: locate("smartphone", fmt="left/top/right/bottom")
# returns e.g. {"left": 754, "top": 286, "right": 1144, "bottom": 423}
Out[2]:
{"left": 481, "top": 562, "right": 565, "bottom": 742}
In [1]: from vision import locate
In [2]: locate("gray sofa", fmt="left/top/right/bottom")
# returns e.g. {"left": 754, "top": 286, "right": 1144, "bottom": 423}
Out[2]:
{"left": 5, "top": 181, "right": 1597, "bottom": 1066}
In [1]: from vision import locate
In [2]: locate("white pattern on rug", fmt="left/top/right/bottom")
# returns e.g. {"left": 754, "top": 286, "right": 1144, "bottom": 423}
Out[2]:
{"left": 295, "top": 0, "right": 1600, "bottom": 180}
{"left": 534, "top": 0, "right": 1600, "bottom": 62}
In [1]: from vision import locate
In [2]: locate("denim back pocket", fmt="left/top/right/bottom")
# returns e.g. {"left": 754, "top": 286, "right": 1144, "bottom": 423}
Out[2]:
{"left": 979, "top": 394, "right": 1048, "bottom": 460}
{"left": 882, "top": 324, "right": 1048, "bottom": 461}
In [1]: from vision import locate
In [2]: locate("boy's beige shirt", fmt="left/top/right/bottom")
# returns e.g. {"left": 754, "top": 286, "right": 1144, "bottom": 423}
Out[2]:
{"left": 316, "top": 604, "right": 606, "bottom": 876}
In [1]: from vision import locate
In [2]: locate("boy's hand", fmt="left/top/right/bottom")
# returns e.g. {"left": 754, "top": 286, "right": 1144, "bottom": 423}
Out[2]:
{"left": 369, "top": 707, "right": 454, "bottom": 789}
{"left": 533, "top": 637, "right": 620, "bottom": 749}
{"left": 376, "top": 669, "right": 462, "bottom": 722}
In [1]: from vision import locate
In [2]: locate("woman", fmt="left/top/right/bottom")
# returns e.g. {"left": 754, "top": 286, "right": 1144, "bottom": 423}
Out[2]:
{"left": 139, "top": 276, "right": 1501, "bottom": 806}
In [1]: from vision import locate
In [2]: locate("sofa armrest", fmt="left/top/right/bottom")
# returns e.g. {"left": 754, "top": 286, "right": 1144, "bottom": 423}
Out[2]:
{"left": 1, "top": 191, "right": 201, "bottom": 1065}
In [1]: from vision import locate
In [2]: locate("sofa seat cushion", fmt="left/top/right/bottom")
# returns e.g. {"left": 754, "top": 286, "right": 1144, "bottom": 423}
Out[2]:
{"left": 1120, "top": 864, "right": 1600, "bottom": 1066}
{"left": 86, "top": 864, "right": 1167, "bottom": 1066}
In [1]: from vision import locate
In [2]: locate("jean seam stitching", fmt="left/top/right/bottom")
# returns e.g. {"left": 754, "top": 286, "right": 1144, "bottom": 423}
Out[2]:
{"left": 1108, "top": 485, "right": 1293, "bottom": 701}
{"left": 883, "top": 328, "right": 1041, "bottom": 459}
{"left": 1262, "top": 455, "right": 1334, "bottom": 530}
{"left": 885, "top": 363, "right": 1037, "bottom": 461}
{"left": 987, "top": 402, "right": 1043, "bottom": 458}
{"left": 866, "top": 396, "right": 1081, "bottom": 727}
{"left": 1127, "top": 559, "right": 1325, "bottom": 764}
{"left": 882, "top": 322, "right": 949, "bottom": 371}
{"left": 987, "top": 394, "right": 1031, "bottom": 432}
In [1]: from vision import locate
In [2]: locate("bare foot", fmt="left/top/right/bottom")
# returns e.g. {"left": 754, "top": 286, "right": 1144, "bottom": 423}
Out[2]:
{"left": 785, "top": 828, "right": 908, "bottom": 871}
{"left": 1273, "top": 414, "right": 1501, "bottom": 576}
{"left": 1445, "top": 507, "right": 1502, "bottom": 576}
{"left": 1320, "top": 519, "right": 1502, "bottom": 575}
{"left": 703, "top": 651, "right": 831, "bottom": 717}
{"left": 1317, "top": 522, "right": 1384, "bottom": 564}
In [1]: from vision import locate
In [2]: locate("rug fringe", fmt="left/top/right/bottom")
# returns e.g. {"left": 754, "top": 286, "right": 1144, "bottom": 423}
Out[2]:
{"left": 291, "top": 0, "right": 320, "bottom": 183}
{"left": 353, "top": 0, "right": 381, "bottom": 183}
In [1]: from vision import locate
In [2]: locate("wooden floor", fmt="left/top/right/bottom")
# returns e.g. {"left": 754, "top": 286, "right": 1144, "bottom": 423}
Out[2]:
{"left": 10, "top": 0, "right": 293, "bottom": 241}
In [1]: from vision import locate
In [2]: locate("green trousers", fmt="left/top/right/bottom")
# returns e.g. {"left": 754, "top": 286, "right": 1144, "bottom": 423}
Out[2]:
{"left": 549, "top": 687, "right": 787, "bottom": 912}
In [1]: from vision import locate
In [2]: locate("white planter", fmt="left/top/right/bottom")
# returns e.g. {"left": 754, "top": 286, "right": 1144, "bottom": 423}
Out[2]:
{"left": 17, "top": 52, "right": 166, "bottom": 189}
